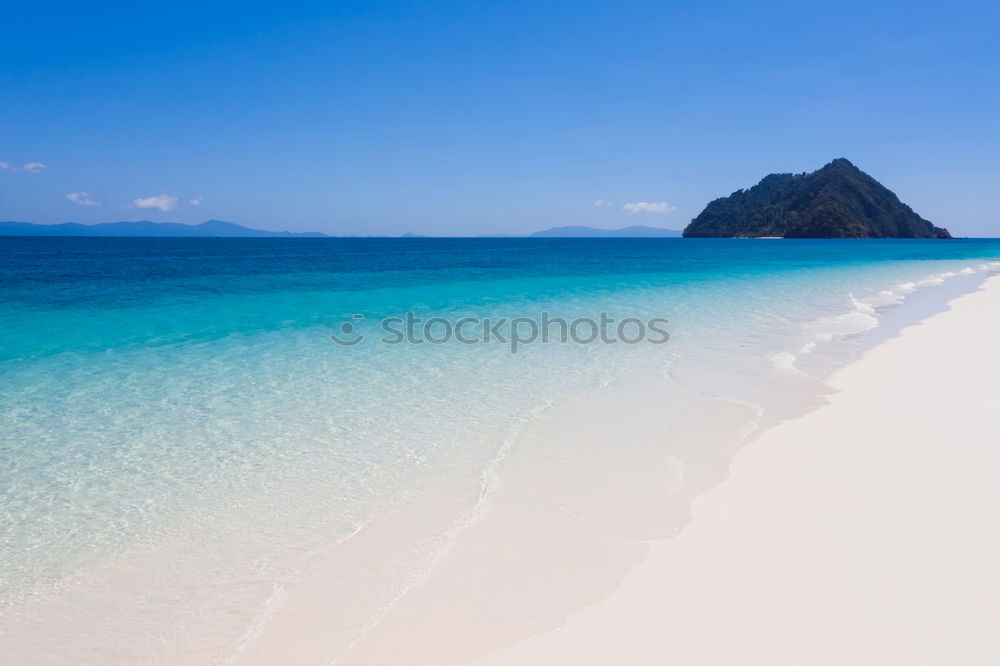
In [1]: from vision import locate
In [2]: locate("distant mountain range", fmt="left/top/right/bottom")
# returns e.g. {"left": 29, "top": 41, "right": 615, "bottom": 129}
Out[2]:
{"left": 683, "top": 158, "right": 951, "bottom": 239}
{"left": 0, "top": 220, "right": 328, "bottom": 237}
{"left": 1, "top": 221, "right": 683, "bottom": 238}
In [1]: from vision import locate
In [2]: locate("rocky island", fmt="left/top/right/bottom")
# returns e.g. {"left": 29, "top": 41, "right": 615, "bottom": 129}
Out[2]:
{"left": 683, "top": 158, "right": 951, "bottom": 239}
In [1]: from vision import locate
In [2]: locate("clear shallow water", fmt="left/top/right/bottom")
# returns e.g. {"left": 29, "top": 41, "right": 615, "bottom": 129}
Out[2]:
{"left": 2, "top": 237, "right": 1000, "bottom": 661}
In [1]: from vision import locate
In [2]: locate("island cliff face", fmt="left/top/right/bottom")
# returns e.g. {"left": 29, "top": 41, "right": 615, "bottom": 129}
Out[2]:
{"left": 683, "top": 159, "right": 951, "bottom": 239}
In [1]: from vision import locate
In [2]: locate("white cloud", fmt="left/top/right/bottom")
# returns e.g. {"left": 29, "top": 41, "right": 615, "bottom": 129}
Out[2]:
{"left": 131, "top": 194, "right": 179, "bottom": 211}
{"left": 66, "top": 192, "right": 101, "bottom": 206}
{"left": 592, "top": 199, "right": 615, "bottom": 207}
{"left": 622, "top": 201, "right": 677, "bottom": 215}
{"left": 188, "top": 196, "right": 203, "bottom": 206}
{"left": 1, "top": 161, "right": 47, "bottom": 173}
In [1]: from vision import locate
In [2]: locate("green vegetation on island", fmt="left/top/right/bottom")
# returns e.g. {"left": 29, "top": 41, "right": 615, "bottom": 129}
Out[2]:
{"left": 683, "top": 158, "right": 951, "bottom": 239}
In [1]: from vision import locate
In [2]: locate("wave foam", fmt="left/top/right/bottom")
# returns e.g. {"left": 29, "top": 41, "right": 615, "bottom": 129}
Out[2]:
{"left": 803, "top": 295, "right": 880, "bottom": 343}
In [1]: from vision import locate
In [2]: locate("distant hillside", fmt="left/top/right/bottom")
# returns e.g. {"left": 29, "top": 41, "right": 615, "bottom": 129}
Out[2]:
{"left": 0, "top": 220, "right": 328, "bottom": 237}
{"left": 683, "top": 158, "right": 951, "bottom": 239}
{"left": 530, "top": 225, "right": 682, "bottom": 238}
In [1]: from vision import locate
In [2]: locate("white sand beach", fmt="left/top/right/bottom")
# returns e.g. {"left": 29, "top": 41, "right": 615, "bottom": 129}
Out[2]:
{"left": 467, "top": 275, "right": 1000, "bottom": 665}
{"left": 328, "top": 275, "right": 1000, "bottom": 666}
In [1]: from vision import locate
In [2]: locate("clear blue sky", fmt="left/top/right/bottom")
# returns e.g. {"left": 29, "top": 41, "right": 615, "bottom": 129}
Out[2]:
{"left": 2, "top": 0, "right": 998, "bottom": 236}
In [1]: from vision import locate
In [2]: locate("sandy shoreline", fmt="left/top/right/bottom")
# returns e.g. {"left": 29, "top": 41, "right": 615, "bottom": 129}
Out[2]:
{"left": 14, "top": 267, "right": 988, "bottom": 666}
{"left": 315, "top": 274, "right": 1000, "bottom": 666}
{"left": 4, "top": 269, "right": 997, "bottom": 665}
{"left": 467, "top": 275, "right": 1000, "bottom": 665}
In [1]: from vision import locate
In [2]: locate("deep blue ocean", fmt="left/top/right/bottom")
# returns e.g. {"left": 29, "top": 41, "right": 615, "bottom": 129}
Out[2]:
{"left": 2, "top": 236, "right": 1000, "bottom": 660}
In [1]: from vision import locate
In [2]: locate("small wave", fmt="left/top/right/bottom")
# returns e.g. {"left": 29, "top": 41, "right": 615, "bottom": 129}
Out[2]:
{"left": 220, "top": 582, "right": 288, "bottom": 666}
{"left": 330, "top": 397, "right": 555, "bottom": 663}
{"left": 861, "top": 289, "right": 905, "bottom": 308}
{"left": 802, "top": 293, "right": 880, "bottom": 343}
{"left": 800, "top": 261, "right": 995, "bottom": 355}
{"left": 769, "top": 351, "right": 798, "bottom": 371}
{"left": 918, "top": 276, "right": 946, "bottom": 286}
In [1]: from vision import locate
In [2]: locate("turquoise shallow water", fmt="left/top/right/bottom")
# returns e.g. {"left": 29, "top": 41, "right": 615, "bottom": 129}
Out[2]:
{"left": 2, "top": 237, "right": 1000, "bottom": 659}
